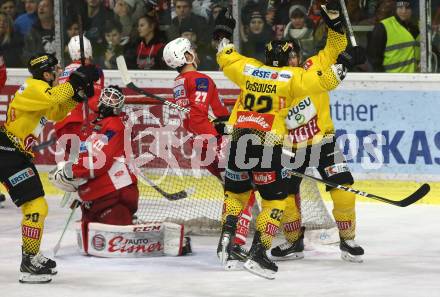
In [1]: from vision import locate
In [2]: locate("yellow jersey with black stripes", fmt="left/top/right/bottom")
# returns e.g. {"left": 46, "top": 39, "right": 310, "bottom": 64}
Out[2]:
{"left": 3, "top": 77, "right": 76, "bottom": 154}
{"left": 217, "top": 38, "right": 343, "bottom": 145}
{"left": 283, "top": 28, "right": 347, "bottom": 145}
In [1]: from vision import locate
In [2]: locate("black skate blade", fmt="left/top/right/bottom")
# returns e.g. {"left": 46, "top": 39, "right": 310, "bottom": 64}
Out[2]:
{"left": 270, "top": 251, "right": 304, "bottom": 261}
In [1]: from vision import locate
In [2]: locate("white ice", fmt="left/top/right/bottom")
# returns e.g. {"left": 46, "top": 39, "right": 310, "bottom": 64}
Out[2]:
{"left": 1, "top": 195, "right": 439, "bottom": 297}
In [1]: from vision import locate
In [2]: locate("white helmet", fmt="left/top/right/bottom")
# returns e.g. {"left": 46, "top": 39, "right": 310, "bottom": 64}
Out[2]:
{"left": 68, "top": 35, "right": 93, "bottom": 61}
{"left": 98, "top": 86, "right": 125, "bottom": 116}
{"left": 163, "top": 37, "right": 195, "bottom": 69}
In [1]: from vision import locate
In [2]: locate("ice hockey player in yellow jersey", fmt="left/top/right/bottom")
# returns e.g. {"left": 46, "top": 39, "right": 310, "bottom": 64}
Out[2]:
{"left": 0, "top": 53, "right": 99, "bottom": 283}
{"left": 213, "top": 4, "right": 349, "bottom": 279}
{"left": 269, "top": 2, "right": 367, "bottom": 264}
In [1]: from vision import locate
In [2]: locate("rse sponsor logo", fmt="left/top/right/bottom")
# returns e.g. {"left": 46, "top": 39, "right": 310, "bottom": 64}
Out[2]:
{"left": 195, "top": 78, "right": 209, "bottom": 91}
{"left": 235, "top": 111, "right": 274, "bottom": 131}
{"left": 324, "top": 163, "right": 350, "bottom": 177}
{"left": 252, "top": 171, "right": 276, "bottom": 185}
{"left": 243, "top": 65, "right": 279, "bottom": 80}
{"left": 225, "top": 169, "right": 250, "bottom": 181}
{"left": 8, "top": 167, "right": 35, "bottom": 187}
{"left": 245, "top": 80, "right": 277, "bottom": 94}
{"left": 92, "top": 234, "right": 106, "bottom": 251}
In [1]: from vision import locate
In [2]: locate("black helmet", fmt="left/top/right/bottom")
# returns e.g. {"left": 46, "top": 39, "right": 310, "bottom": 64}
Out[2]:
{"left": 265, "top": 40, "right": 301, "bottom": 67}
{"left": 27, "top": 53, "right": 58, "bottom": 79}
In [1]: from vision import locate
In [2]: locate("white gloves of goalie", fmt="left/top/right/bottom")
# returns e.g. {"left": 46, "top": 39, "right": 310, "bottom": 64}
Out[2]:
{"left": 49, "top": 161, "right": 86, "bottom": 192}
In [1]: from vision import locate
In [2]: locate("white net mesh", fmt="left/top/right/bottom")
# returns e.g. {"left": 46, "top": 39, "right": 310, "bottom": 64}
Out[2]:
{"left": 124, "top": 100, "right": 335, "bottom": 235}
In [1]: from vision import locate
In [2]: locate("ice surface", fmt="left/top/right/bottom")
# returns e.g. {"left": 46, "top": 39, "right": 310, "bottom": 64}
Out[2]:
{"left": 1, "top": 195, "right": 439, "bottom": 297}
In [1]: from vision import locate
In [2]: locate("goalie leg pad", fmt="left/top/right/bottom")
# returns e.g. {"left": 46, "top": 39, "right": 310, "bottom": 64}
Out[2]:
{"left": 76, "top": 222, "right": 187, "bottom": 257}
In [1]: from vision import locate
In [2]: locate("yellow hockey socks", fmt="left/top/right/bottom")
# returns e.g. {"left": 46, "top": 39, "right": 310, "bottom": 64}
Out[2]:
{"left": 255, "top": 199, "right": 286, "bottom": 249}
{"left": 281, "top": 195, "right": 302, "bottom": 243}
{"left": 330, "top": 188, "right": 356, "bottom": 240}
{"left": 21, "top": 197, "right": 48, "bottom": 255}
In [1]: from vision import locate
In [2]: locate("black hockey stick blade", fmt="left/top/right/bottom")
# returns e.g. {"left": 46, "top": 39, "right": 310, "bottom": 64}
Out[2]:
{"left": 384, "top": 183, "right": 430, "bottom": 207}
{"left": 151, "top": 184, "right": 188, "bottom": 201}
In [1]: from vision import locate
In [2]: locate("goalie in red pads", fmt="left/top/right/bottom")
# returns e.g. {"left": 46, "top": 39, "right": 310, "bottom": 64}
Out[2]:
{"left": 50, "top": 86, "right": 190, "bottom": 257}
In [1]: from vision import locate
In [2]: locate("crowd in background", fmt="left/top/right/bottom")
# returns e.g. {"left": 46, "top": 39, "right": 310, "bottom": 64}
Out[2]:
{"left": 1, "top": 0, "right": 440, "bottom": 72}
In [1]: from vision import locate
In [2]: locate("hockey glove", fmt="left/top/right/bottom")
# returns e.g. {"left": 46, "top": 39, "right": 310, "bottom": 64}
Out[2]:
{"left": 69, "top": 65, "right": 100, "bottom": 102}
{"left": 213, "top": 115, "right": 230, "bottom": 135}
{"left": 48, "top": 161, "right": 86, "bottom": 192}
{"left": 213, "top": 8, "right": 236, "bottom": 41}
{"left": 331, "top": 64, "right": 348, "bottom": 82}
{"left": 320, "top": 1, "right": 344, "bottom": 34}
{"left": 337, "top": 46, "right": 367, "bottom": 69}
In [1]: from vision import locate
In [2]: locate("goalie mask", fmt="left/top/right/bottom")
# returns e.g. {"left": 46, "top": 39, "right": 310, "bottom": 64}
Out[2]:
{"left": 265, "top": 40, "right": 301, "bottom": 67}
{"left": 98, "top": 85, "right": 125, "bottom": 117}
{"left": 163, "top": 37, "right": 196, "bottom": 70}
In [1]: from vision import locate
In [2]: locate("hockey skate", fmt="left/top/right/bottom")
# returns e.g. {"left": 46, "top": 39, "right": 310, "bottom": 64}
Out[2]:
{"left": 217, "top": 215, "right": 238, "bottom": 267}
{"left": 223, "top": 244, "right": 249, "bottom": 270}
{"left": 19, "top": 252, "right": 56, "bottom": 283}
{"left": 340, "top": 239, "right": 364, "bottom": 263}
{"left": 270, "top": 229, "right": 305, "bottom": 261}
{"left": 243, "top": 232, "right": 278, "bottom": 280}
{"left": 0, "top": 193, "right": 5, "bottom": 208}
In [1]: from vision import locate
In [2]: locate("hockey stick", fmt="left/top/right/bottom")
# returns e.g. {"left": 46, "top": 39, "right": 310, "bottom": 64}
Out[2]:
{"left": 282, "top": 149, "right": 430, "bottom": 207}
{"left": 53, "top": 201, "right": 79, "bottom": 256}
{"left": 139, "top": 174, "right": 190, "bottom": 201}
{"left": 338, "top": 0, "right": 357, "bottom": 46}
{"left": 116, "top": 55, "right": 190, "bottom": 113}
{"left": 32, "top": 137, "right": 56, "bottom": 152}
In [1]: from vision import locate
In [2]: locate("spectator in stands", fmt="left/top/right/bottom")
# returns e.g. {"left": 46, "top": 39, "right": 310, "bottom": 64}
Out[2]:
{"left": 0, "top": 12, "right": 23, "bottom": 67}
{"left": 85, "top": 0, "right": 114, "bottom": 47}
{"left": 95, "top": 19, "right": 128, "bottom": 69}
{"left": 242, "top": 10, "right": 273, "bottom": 62}
{"left": 125, "top": 14, "right": 166, "bottom": 70}
{"left": 113, "top": 0, "right": 136, "bottom": 37}
{"left": 283, "top": 5, "right": 315, "bottom": 59}
{"left": 63, "top": 18, "right": 80, "bottom": 64}
{"left": 179, "top": 19, "right": 216, "bottom": 70}
{"left": 1, "top": 0, "right": 17, "bottom": 20}
{"left": 22, "top": 0, "right": 54, "bottom": 63}
{"left": 166, "top": 0, "right": 208, "bottom": 43}
{"left": 13, "top": 0, "right": 37, "bottom": 36}
{"left": 367, "top": 0, "right": 419, "bottom": 72}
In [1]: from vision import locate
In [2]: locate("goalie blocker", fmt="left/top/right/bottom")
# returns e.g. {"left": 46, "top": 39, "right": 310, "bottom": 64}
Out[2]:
{"left": 75, "top": 221, "right": 192, "bottom": 257}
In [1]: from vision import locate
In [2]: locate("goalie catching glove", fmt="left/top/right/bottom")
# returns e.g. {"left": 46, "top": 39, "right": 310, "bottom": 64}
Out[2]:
{"left": 48, "top": 161, "right": 86, "bottom": 192}
{"left": 320, "top": 0, "right": 344, "bottom": 34}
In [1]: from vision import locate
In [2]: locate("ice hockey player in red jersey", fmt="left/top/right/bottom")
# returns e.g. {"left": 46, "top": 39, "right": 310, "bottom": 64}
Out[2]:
{"left": 50, "top": 85, "right": 139, "bottom": 254}
{"left": 163, "top": 37, "right": 229, "bottom": 181}
{"left": 163, "top": 37, "right": 254, "bottom": 268}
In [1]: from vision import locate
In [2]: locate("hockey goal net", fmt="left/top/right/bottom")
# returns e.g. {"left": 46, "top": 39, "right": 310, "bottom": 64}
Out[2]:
{"left": 124, "top": 94, "right": 336, "bottom": 235}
